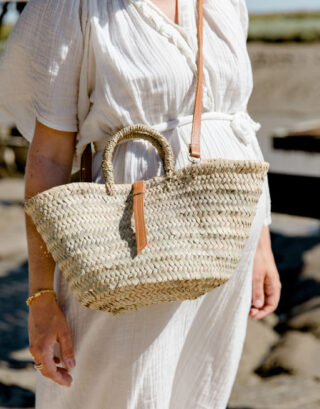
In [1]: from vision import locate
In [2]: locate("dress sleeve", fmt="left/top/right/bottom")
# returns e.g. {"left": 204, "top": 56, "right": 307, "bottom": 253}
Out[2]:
{"left": 0, "top": 0, "right": 84, "bottom": 144}
{"left": 231, "top": 0, "right": 250, "bottom": 40}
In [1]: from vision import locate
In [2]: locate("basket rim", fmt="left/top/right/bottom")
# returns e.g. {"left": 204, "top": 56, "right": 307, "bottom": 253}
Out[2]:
{"left": 24, "top": 157, "right": 269, "bottom": 210}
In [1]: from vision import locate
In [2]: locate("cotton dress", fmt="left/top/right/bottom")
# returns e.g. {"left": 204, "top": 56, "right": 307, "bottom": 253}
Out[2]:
{"left": 0, "top": 0, "right": 272, "bottom": 407}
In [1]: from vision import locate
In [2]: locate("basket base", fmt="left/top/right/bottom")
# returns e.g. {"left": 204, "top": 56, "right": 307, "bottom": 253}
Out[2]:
{"left": 76, "top": 277, "right": 230, "bottom": 314}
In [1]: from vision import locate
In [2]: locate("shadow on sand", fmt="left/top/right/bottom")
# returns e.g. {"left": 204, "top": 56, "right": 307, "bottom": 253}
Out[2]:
{"left": 0, "top": 260, "right": 35, "bottom": 407}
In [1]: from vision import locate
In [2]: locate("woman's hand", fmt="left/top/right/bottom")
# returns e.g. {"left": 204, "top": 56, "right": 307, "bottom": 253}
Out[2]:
{"left": 28, "top": 294, "right": 76, "bottom": 387}
{"left": 250, "top": 225, "right": 282, "bottom": 320}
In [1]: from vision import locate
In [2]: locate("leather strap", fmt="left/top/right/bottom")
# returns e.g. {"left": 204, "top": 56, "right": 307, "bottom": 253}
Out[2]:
{"left": 132, "top": 180, "right": 147, "bottom": 254}
{"left": 80, "top": 0, "right": 204, "bottom": 181}
{"left": 189, "top": 0, "right": 203, "bottom": 158}
{"left": 80, "top": 143, "right": 92, "bottom": 182}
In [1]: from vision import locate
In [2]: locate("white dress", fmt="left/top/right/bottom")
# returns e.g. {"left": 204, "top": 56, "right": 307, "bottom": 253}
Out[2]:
{"left": 0, "top": 0, "right": 272, "bottom": 408}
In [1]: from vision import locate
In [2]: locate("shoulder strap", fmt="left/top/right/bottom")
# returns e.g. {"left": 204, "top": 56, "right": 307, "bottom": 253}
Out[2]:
{"left": 80, "top": 0, "right": 204, "bottom": 182}
{"left": 188, "top": 0, "right": 203, "bottom": 158}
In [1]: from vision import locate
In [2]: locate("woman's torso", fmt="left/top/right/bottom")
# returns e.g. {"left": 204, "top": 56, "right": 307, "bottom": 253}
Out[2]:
{"left": 76, "top": 0, "right": 257, "bottom": 167}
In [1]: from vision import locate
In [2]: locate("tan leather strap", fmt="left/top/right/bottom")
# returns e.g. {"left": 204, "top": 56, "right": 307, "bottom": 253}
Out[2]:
{"left": 80, "top": 0, "right": 204, "bottom": 181}
{"left": 189, "top": 0, "right": 203, "bottom": 158}
{"left": 132, "top": 180, "right": 148, "bottom": 254}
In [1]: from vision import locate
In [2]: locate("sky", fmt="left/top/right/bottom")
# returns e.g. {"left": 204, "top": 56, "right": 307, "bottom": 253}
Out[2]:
{"left": 1, "top": 0, "right": 320, "bottom": 23}
{"left": 246, "top": 0, "right": 320, "bottom": 14}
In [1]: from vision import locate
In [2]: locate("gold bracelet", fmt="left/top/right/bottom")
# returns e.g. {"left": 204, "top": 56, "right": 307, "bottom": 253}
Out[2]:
{"left": 26, "top": 289, "right": 57, "bottom": 306}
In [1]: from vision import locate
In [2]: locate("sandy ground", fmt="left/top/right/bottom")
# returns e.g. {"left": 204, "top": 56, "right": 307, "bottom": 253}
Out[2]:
{"left": 0, "top": 42, "right": 320, "bottom": 409}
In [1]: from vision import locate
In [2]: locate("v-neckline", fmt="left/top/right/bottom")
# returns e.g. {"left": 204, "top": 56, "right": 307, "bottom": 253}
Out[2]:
{"left": 127, "top": 0, "right": 213, "bottom": 111}
{"left": 146, "top": 0, "right": 180, "bottom": 28}
{"left": 128, "top": 0, "right": 198, "bottom": 57}
{"left": 140, "top": 0, "right": 186, "bottom": 32}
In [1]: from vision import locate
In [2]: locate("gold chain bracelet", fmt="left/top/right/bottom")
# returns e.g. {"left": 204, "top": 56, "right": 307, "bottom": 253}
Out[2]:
{"left": 26, "top": 289, "right": 57, "bottom": 306}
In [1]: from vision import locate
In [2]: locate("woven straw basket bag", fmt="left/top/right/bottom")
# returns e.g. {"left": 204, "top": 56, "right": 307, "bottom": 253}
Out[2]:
{"left": 24, "top": 0, "right": 270, "bottom": 314}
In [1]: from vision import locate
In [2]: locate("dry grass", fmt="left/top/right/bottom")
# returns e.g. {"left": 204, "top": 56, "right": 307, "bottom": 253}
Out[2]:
{"left": 248, "top": 12, "right": 320, "bottom": 42}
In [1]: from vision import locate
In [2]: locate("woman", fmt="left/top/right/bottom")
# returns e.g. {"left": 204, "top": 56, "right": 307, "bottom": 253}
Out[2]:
{"left": 0, "top": 0, "right": 281, "bottom": 407}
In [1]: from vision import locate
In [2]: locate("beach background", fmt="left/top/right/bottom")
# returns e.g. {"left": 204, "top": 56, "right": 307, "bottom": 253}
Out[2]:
{"left": 0, "top": 1, "right": 320, "bottom": 408}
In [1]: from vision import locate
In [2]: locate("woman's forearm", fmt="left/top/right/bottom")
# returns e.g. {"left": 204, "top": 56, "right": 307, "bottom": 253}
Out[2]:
{"left": 25, "top": 152, "right": 73, "bottom": 295}
{"left": 24, "top": 120, "right": 75, "bottom": 296}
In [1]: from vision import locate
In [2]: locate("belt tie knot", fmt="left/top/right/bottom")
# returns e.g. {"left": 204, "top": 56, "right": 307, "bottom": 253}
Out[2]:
{"left": 230, "top": 111, "right": 261, "bottom": 146}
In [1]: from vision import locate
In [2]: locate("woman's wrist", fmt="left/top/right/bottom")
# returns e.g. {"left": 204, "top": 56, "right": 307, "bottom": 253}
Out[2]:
{"left": 26, "top": 289, "right": 57, "bottom": 307}
{"left": 28, "top": 295, "right": 58, "bottom": 313}
{"left": 257, "top": 225, "right": 272, "bottom": 253}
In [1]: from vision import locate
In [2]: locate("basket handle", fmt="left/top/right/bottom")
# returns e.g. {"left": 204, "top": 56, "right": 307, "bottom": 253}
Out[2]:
{"left": 101, "top": 123, "right": 175, "bottom": 195}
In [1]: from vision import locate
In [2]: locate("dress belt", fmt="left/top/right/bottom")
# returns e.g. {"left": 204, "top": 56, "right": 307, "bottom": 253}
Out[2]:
{"left": 93, "top": 110, "right": 263, "bottom": 159}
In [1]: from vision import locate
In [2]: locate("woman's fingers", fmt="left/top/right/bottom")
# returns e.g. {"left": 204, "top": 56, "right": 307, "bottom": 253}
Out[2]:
{"left": 249, "top": 306, "right": 260, "bottom": 317}
{"left": 252, "top": 271, "right": 281, "bottom": 320}
{"left": 251, "top": 264, "right": 265, "bottom": 311}
{"left": 31, "top": 342, "right": 73, "bottom": 387}
{"left": 58, "top": 326, "right": 76, "bottom": 371}
{"left": 41, "top": 354, "right": 73, "bottom": 387}
{"left": 250, "top": 240, "right": 282, "bottom": 320}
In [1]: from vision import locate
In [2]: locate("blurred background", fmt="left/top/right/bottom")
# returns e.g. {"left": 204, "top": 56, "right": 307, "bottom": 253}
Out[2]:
{"left": 0, "top": 1, "right": 320, "bottom": 408}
